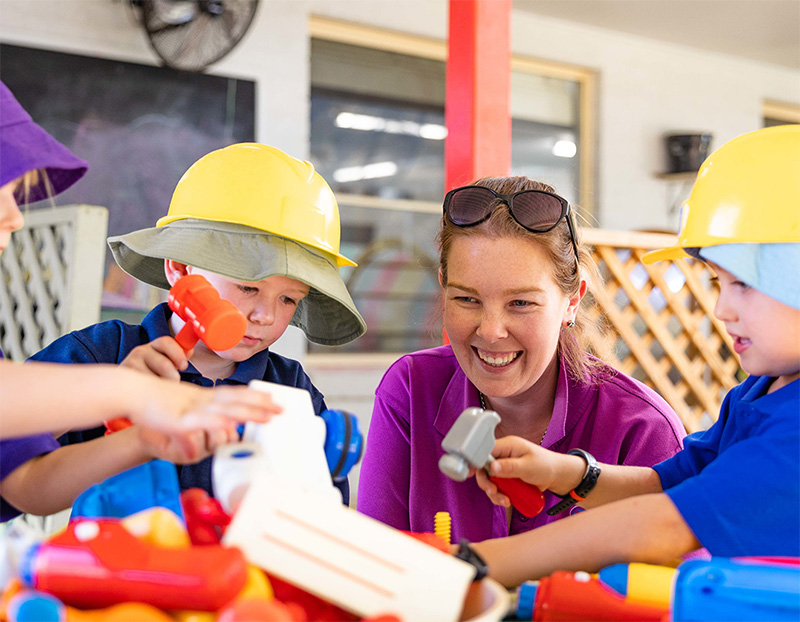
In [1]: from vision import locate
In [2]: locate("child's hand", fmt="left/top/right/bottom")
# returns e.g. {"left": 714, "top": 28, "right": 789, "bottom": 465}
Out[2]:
{"left": 121, "top": 336, "right": 192, "bottom": 381}
{"left": 131, "top": 380, "right": 282, "bottom": 463}
{"left": 133, "top": 379, "right": 282, "bottom": 436}
{"left": 137, "top": 426, "right": 237, "bottom": 464}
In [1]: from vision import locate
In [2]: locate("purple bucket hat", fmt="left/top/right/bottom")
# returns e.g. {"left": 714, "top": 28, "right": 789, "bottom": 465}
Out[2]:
{"left": 0, "top": 81, "right": 88, "bottom": 202}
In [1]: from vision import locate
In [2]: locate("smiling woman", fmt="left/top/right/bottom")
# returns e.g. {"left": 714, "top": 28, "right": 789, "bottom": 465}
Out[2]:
{"left": 356, "top": 175, "right": 687, "bottom": 543}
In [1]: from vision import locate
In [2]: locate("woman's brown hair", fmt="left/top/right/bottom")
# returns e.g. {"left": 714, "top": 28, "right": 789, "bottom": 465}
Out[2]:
{"left": 437, "top": 176, "right": 613, "bottom": 383}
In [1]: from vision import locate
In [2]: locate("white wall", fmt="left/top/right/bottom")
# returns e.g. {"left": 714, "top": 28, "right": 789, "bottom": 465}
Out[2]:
{"left": 4, "top": 0, "right": 797, "bottom": 226}
{"left": 3, "top": 0, "right": 799, "bottom": 502}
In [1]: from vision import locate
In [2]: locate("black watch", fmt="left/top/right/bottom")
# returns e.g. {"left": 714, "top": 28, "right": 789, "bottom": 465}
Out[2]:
{"left": 546, "top": 449, "right": 601, "bottom": 516}
{"left": 455, "top": 539, "right": 489, "bottom": 582}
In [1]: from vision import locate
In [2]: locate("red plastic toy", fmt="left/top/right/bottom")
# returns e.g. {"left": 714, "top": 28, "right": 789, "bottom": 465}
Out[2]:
{"left": 20, "top": 519, "right": 248, "bottom": 611}
{"left": 402, "top": 531, "right": 450, "bottom": 554}
{"left": 523, "top": 570, "right": 668, "bottom": 621}
{"left": 267, "top": 574, "right": 360, "bottom": 622}
{"left": 489, "top": 476, "right": 545, "bottom": 518}
{"left": 106, "top": 274, "right": 247, "bottom": 433}
{"left": 181, "top": 487, "right": 232, "bottom": 545}
{"left": 168, "top": 273, "right": 248, "bottom": 352}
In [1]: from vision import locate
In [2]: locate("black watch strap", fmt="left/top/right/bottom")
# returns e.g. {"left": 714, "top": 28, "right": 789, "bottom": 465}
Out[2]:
{"left": 546, "top": 449, "right": 601, "bottom": 516}
{"left": 455, "top": 539, "right": 489, "bottom": 582}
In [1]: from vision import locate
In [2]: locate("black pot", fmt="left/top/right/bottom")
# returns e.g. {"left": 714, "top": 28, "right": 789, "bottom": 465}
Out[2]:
{"left": 664, "top": 133, "right": 713, "bottom": 173}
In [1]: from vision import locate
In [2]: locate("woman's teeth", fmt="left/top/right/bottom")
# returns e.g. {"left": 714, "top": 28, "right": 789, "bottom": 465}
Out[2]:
{"left": 478, "top": 350, "right": 519, "bottom": 367}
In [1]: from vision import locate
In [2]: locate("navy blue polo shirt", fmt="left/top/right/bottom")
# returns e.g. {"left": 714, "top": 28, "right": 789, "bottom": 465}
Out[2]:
{"left": 654, "top": 375, "right": 800, "bottom": 557}
{"left": 29, "top": 303, "right": 349, "bottom": 504}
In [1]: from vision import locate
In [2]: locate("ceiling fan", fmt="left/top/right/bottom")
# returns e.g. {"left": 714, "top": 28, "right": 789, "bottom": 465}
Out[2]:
{"left": 130, "top": 0, "right": 260, "bottom": 72}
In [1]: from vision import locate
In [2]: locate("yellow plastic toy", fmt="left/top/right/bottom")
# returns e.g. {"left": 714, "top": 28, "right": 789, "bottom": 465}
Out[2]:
{"left": 434, "top": 511, "right": 452, "bottom": 546}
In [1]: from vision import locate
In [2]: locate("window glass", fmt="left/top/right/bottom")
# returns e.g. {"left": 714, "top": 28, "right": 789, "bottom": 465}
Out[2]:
{"left": 309, "top": 38, "right": 583, "bottom": 354}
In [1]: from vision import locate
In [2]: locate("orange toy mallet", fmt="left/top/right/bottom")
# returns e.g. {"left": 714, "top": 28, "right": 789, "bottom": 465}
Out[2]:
{"left": 168, "top": 274, "right": 247, "bottom": 352}
{"left": 105, "top": 274, "right": 247, "bottom": 433}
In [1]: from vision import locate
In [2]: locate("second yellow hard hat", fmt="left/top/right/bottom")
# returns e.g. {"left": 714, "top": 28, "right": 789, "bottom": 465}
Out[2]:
{"left": 644, "top": 125, "right": 800, "bottom": 263}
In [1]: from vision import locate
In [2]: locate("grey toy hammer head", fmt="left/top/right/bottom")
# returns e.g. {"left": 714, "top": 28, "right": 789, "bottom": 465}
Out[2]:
{"left": 439, "top": 407, "right": 501, "bottom": 482}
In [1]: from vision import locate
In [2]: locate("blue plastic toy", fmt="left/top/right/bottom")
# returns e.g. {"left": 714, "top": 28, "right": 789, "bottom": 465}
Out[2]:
{"left": 672, "top": 557, "right": 800, "bottom": 621}
{"left": 321, "top": 409, "right": 363, "bottom": 482}
{"left": 70, "top": 459, "right": 184, "bottom": 521}
{"left": 6, "top": 591, "right": 64, "bottom": 622}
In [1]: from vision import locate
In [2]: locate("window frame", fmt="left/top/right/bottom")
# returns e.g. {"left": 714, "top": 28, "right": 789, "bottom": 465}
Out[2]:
{"left": 307, "top": 16, "right": 596, "bottom": 363}
{"left": 763, "top": 99, "right": 800, "bottom": 125}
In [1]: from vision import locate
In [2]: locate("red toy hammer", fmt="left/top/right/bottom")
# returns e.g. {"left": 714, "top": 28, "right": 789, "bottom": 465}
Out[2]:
{"left": 168, "top": 274, "right": 247, "bottom": 352}
{"left": 105, "top": 274, "right": 247, "bottom": 434}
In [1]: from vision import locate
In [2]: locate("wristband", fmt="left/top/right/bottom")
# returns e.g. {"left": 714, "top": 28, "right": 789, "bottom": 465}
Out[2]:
{"left": 546, "top": 449, "right": 601, "bottom": 516}
{"left": 454, "top": 539, "right": 489, "bottom": 582}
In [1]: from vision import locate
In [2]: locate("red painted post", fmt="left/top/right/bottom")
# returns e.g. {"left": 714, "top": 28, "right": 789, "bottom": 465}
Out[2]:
{"left": 443, "top": 0, "right": 512, "bottom": 344}
{"left": 444, "top": 0, "right": 512, "bottom": 192}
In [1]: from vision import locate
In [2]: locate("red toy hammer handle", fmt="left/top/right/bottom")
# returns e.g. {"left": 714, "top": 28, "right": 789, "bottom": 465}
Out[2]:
{"left": 488, "top": 474, "right": 545, "bottom": 518}
{"left": 174, "top": 322, "right": 200, "bottom": 352}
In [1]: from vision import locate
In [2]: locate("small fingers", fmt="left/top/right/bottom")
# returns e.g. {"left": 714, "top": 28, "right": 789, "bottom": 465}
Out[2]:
{"left": 122, "top": 338, "right": 187, "bottom": 381}
{"left": 203, "top": 426, "right": 239, "bottom": 453}
{"left": 206, "top": 386, "right": 283, "bottom": 422}
{"left": 175, "top": 431, "right": 202, "bottom": 463}
{"left": 149, "top": 336, "right": 191, "bottom": 373}
{"left": 211, "top": 386, "right": 283, "bottom": 411}
{"left": 144, "top": 355, "right": 182, "bottom": 381}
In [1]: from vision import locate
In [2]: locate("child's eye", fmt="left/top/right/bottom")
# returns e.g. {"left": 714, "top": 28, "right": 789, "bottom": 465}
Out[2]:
{"left": 453, "top": 295, "right": 477, "bottom": 304}
{"left": 510, "top": 300, "right": 535, "bottom": 308}
{"left": 734, "top": 280, "right": 751, "bottom": 290}
{"left": 281, "top": 295, "right": 299, "bottom": 306}
{"left": 238, "top": 285, "right": 258, "bottom": 294}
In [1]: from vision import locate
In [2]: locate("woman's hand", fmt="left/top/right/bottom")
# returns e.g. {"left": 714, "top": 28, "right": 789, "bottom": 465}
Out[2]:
{"left": 475, "top": 436, "right": 591, "bottom": 508}
{"left": 120, "top": 336, "right": 192, "bottom": 381}
{"left": 474, "top": 435, "right": 572, "bottom": 507}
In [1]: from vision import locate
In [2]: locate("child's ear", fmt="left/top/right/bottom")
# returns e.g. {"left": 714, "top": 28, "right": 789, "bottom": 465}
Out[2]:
{"left": 164, "top": 259, "right": 190, "bottom": 287}
{"left": 438, "top": 267, "right": 445, "bottom": 288}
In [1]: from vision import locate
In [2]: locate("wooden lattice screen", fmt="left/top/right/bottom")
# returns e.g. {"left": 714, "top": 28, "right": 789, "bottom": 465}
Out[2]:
{"left": 0, "top": 205, "right": 108, "bottom": 362}
{"left": 580, "top": 229, "right": 741, "bottom": 434}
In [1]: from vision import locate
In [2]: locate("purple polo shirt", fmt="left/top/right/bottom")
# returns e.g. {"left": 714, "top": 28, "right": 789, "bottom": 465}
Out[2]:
{"left": 357, "top": 345, "right": 685, "bottom": 543}
{"left": 0, "top": 349, "right": 60, "bottom": 522}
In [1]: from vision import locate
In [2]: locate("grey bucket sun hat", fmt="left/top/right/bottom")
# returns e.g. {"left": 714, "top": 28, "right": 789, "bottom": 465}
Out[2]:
{"left": 109, "top": 218, "right": 367, "bottom": 346}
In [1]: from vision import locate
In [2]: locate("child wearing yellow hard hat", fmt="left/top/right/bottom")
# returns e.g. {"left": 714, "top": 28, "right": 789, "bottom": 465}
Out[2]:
{"left": 28, "top": 143, "right": 366, "bottom": 511}
{"left": 0, "top": 87, "right": 280, "bottom": 523}
{"left": 459, "top": 125, "right": 800, "bottom": 587}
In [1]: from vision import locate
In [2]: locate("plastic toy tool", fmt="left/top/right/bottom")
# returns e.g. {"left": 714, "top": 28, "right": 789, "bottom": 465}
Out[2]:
{"left": 105, "top": 274, "right": 246, "bottom": 434}
{"left": 439, "top": 407, "right": 545, "bottom": 517}
{"left": 19, "top": 519, "right": 247, "bottom": 611}
{"left": 168, "top": 273, "right": 247, "bottom": 352}
{"left": 515, "top": 570, "right": 668, "bottom": 621}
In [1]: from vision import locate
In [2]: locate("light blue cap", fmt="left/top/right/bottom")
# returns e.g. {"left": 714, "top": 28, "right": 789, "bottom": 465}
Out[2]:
{"left": 699, "top": 243, "right": 800, "bottom": 311}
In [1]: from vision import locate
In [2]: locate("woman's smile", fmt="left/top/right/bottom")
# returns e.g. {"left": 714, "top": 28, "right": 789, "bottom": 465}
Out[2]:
{"left": 444, "top": 235, "right": 573, "bottom": 401}
{"left": 474, "top": 347, "right": 521, "bottom": 368}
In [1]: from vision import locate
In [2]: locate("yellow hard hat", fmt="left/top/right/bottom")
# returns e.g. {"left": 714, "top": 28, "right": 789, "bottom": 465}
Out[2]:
{"left": 157, "top": 143, "right": 356, "bottom": 268}
{"left": 643, "top": 125, "right": 800, "bottom": 263}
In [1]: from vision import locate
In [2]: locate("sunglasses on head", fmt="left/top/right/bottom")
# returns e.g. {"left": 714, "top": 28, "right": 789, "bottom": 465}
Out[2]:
{"left": 443, "top": 185, "right": 580, "bottom": 269}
